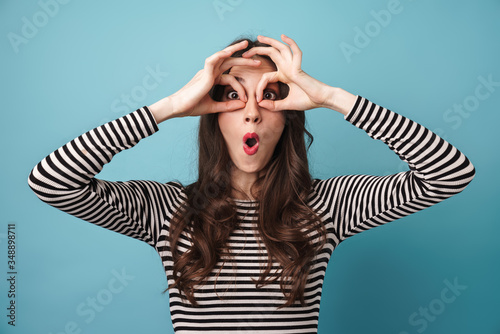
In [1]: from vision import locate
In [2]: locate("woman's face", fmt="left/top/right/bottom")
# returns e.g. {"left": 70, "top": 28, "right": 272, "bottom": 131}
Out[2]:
{"left": 218, "top": 57, "right": 286, "bottom": 178}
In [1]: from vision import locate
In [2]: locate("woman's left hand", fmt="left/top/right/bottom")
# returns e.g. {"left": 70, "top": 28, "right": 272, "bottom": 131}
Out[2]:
{"left": 241, "top": 34, "right": 334, "bottom": 112}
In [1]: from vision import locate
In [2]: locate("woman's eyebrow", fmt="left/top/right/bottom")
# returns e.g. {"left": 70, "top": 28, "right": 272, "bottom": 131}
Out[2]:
{"left": 234, "top": 76, "right": 245, "bottom": 83}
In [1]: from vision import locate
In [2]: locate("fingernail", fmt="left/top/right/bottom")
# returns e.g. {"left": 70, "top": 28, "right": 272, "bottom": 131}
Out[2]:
{"left": 253, "top": 59, "right": 260, "bottom": 63}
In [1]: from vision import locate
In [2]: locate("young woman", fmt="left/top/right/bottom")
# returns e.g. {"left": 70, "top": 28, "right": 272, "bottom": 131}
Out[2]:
{"left": 28, "top": 35, "right": 475, "bottom": 333}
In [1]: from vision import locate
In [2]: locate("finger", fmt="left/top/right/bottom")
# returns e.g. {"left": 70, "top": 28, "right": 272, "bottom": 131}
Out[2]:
{"left": 256, "top": 35, "right": 292, "bottom": 58}
{"left": 204, "top": 40, "right": 249, "bottom": 71}
{"left": 218, "top": 74, "right": 247, "bottom": 102}
{"left": 255, "top": 71, "right": 279, "bottom": 102}
{"left": 241, "top": 46, "right": 281, "bottom": 61}
{"left": 281, "top": 34, "right": 302, "bottom": 68}
{"left": 219, "top": 57, "right": 261, "bottom": 73}
{"left": 204, "top": 50, "right": 230, "bottom": 72}
{"left": 258, "top": 99, "right": 289, "bottom": 112}
{"left": 222, "top": 39, "right": 249, "bottom": 55}
{"left": 256, "top": 99, "right": 276, "bottom": 111}
{"left": 213, "top": 100, "right": 246, "bottom": 113}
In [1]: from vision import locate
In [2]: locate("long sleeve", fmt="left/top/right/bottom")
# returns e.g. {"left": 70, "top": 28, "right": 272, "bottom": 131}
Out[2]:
{"left": 28, "top": 107, "right": 185, "bottom": 248}
{"left": 313, "top": 96, "right": 476, "bottom": 242}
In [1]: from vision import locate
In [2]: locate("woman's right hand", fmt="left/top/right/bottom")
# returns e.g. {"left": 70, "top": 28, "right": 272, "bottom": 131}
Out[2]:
{"left": 149, "top": 40, "right": 261, "bottom": 123}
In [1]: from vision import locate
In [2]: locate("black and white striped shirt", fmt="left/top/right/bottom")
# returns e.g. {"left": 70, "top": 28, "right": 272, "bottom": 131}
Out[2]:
{"left": 28, "top": 96, "right": 475, "bottom": 333}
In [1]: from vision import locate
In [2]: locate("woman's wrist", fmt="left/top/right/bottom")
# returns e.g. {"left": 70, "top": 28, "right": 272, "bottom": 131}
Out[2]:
{"left": 323, "top": 87, "right": 358, "bottom": 116}
{"left": 148, "top": 96, "right": 176, "bottom": 124}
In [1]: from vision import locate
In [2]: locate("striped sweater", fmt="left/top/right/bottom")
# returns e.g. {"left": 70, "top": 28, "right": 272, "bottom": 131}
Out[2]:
{"left": 28, "top": 96, "right": 475, "bottom": 333}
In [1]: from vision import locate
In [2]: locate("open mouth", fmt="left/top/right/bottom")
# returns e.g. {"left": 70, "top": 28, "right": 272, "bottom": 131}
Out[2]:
{"left": 243, "top": 132, "right": 259, "bottom": 155}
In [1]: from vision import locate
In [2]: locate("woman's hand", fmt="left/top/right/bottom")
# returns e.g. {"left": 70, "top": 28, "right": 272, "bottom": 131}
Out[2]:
{"left": 241, "top": 35, "right": 340, "bottom": 113}
{"left": 149, "top": 40, "right": 261, "bottom": 123}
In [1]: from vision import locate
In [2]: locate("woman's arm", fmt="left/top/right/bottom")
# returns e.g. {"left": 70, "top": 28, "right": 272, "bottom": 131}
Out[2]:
{"left": 27, "top": 107, "right": 181, "bottom": 247}
{"left": 28, "top": 40, "right": 259, "bottom": 247}
{"left": 322, "top": 87, "right": 358, "bottom": 116}
{"left": 314, "top": 95, "right": 475, "bottom": 241}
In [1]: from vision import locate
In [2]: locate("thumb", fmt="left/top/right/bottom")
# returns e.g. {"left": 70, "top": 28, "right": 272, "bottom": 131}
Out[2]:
{"left": 258, "top": 99, "right": 291, "bottom": 111}
{"left": 213, "top": 100, "right": 246, "bottom": 113}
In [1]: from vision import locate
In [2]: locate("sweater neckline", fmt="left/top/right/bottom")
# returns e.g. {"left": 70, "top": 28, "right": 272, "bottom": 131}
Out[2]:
{"left": 232, "top": 198, "right": 258, "bottom": 205}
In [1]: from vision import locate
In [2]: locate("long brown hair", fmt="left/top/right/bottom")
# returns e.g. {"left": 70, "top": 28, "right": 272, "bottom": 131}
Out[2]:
{"left": 166, "top": 37, "right": 326, "bottom": 307}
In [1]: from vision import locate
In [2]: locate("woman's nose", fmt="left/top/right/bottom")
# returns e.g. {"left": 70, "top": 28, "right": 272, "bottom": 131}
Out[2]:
{"left": 244, "top": 98, "right": 261, "bottom": 124}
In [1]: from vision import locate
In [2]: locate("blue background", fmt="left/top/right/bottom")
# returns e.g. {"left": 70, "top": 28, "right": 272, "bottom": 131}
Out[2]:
{"left": 1, "top": 0, "right": 499, "bottom": 333}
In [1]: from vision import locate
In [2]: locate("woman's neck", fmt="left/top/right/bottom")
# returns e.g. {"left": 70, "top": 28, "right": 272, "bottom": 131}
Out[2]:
{"left": 230, "top": 168, "right": 260, "bottom": 200}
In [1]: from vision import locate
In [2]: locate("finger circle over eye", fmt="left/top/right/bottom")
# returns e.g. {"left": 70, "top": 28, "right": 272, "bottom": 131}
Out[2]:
{"left": 256, "top": 71, "right": 278, "bottom": 102}
{"left": 219, "top": 74, "right": 247, "bottom": 102}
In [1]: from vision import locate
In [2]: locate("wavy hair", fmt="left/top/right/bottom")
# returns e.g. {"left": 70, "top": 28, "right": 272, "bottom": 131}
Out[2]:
{"left": 166, "top": 37, "right": 326, "bottom": 307}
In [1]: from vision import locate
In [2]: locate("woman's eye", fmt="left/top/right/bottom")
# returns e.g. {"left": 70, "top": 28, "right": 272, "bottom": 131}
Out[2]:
{"left": 226, "top": 91, "right": 239, "bottom": 100}
{"left": 263, "top": 90, "right": 278, "bottom": 100}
